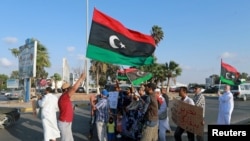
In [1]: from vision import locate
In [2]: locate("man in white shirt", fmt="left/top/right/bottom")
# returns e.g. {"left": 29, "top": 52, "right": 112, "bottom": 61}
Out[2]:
{"left": 217, "top": 84, "right": 234, "bottom": 125}
{"left": 38, "top": 87, "right": 60, "bottom": 141}
{"left": 174, "top": 86, "right": 195, "bottom": 141}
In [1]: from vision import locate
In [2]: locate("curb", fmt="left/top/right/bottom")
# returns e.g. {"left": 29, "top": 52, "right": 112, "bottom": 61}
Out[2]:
{"left": 19, "top": 102, "right": 90, "bottom": 113}
{"left": 20, "top": 107, "right": 33, "bottom": 113}
{"left": 75, "top": 103, "right": 89, "bottom": 108}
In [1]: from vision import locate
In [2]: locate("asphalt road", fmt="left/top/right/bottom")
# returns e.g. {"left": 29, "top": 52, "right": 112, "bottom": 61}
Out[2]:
{"left": 0, "top": 95, "right": 250, "bottom": 141}
{"left": 0, "top": 103, "right": 91, "bottom": 141}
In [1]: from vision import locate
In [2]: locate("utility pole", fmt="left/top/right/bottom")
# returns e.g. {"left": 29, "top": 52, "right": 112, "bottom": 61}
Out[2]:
{"left": 85, "top": 0, "right": 89, "bottom": 94}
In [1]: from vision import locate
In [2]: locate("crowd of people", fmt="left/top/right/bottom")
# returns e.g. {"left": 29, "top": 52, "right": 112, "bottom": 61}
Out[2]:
{"left": 33, "top": 70, "right": 235, "bottom": 141}
{"left": 88, "top": 81, "right": 174, "bottom": 141}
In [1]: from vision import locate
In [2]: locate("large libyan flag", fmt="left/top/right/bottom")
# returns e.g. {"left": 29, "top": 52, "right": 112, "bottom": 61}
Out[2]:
{"left": 86, "top": 8, "right": 156, "bottom": 66}
{"left": 220, "top": 61, "right": 240, "bottom": 85}
{"left": 117, "top": 68, "right": 152, "bottom": 85}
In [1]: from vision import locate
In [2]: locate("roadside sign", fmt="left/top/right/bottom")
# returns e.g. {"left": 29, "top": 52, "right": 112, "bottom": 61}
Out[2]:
{"left": 18, "top": 39, "right": 37, "bottom": 78}
{"left": 7, "top": 79, "right": 19, "bottom": 88}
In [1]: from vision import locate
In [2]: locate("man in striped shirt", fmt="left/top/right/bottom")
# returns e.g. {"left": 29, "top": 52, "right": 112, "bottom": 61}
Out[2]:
{"left": 94, "top": 89, "right": 110, "bottom": 141}
{"left": 193, "top": 85, "right": 205, "bottom": 141}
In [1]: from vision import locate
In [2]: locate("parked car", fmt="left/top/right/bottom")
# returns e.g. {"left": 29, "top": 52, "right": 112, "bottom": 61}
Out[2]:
{"left": 188, "top": 86, "right": 205, "bottom": 93}
{"left": 76, "top": 87, "right": 85, "bottom": 93}
{"left": 231, "top": 83, "right": 250, "bottom": 101}
{"left": 204, "top": 84, "right": 225, "bottom": 94}
{"left": 52, "top": 88, "right": 62, "bottom": 93}
{"left": 36, "top": 89, "right": 46, "bottom": 96}
{"left": 1, "top": 90, "right": 6, "bottom": 95}
{"left": 0, "top": 107, "right": 20, "bottom": 129}
{"left": 89, "top": 88, "right": 97, "bottom": 93}
{"left": 7, "top": 90, "right": 24, "bottom": 100}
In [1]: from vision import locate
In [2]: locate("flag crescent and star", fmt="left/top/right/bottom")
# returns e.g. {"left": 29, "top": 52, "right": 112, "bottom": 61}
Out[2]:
{"left": 225, "top": 72, "right": 236, "bottom": 80}
{"left": 109, "top": 35, "right": 126, "bottom": 49}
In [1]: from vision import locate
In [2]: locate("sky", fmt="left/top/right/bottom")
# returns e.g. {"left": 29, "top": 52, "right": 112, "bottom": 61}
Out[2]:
{"left": 0, "top": 0, "right": 249, "bottom": 85}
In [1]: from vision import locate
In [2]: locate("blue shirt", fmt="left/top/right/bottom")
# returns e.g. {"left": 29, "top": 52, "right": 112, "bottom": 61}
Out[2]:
{"left": 95, "top": 97, "right": 109, "bottom": 123}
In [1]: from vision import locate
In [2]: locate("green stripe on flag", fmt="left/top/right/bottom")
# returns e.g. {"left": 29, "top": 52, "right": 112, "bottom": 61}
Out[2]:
{"left": 86, "top": 44, "right": 154, "bottom": 66}
{"left": 220, "top": 76, "right": 235, "bottom": 85}
{"left": 131, "top": 73, "right": 153, "bottom": 85}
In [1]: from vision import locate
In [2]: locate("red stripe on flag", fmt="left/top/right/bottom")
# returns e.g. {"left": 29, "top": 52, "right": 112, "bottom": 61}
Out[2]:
{"left": 221, "top": 61, "right": 238, "bottom": 73}
{"left": 92, "top": 8, "right": 155, "bottom": 47}
{"left": 117, "top": 68, "right": 137, "bottom": 73}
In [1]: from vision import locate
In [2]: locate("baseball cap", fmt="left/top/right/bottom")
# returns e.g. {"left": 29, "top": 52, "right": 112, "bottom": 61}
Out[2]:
{"left": 101, "top": 89, "right": 109, "bottom": 96}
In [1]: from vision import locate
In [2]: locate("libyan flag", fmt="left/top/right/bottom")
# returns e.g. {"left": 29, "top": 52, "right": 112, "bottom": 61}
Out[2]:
{"left": 86, "top": 8, "right": 156, "bottom": 66}
{"left": 220, "top": 61, "right": 240, "bottom": 85}
{"left": 117, "top": 68, "right": 152, "bottom": 85}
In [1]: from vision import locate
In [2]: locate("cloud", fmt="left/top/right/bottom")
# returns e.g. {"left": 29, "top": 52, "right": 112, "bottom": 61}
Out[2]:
{"left": 220, "top": 52, "right": 236, "bottom": 59}
{"left": 0, "top": 58, "right": 12, "bottom": 67}
{"left": 2, "top": 37, "right": 18, "bottom": 44}
{"left": 67, "top": 46, "right": 75, "bottom": 52}
{"left": 77, "top": 54, "right": 85, "bottom": 61}
{"left": 180, "top": 64, "right": 192, "bottom": 70}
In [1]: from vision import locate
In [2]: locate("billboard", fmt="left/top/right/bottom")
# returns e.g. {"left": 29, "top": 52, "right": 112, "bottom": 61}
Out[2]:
{"left": 7, "top": 79, "right": 19, "bottom": 88}
{"left": 18, "top": 39, "right": 37, "bottom": 78}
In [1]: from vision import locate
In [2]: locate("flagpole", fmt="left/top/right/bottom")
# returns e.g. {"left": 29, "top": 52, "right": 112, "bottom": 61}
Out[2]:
{"left": 85, "top": 0, "right": 89, "bottom": 94}
{"left": 219, "top": 58, "right": 222, "bottom": 92}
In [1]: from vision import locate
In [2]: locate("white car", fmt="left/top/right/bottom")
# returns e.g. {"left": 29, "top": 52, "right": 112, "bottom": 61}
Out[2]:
{"left": 7, "top": 90, "right": 24, "bottom": 100}
{"left": 4, "top": 92, "right": 11, "bottom": 97}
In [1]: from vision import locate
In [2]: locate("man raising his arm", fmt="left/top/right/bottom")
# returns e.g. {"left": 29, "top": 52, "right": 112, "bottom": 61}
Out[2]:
{"left": 58, "top": 72, "right": 86, "bottom": 141}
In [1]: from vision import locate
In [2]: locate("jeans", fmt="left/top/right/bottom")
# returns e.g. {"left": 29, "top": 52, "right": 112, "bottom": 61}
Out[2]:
{"left": 196, "top": 135, "right": 204, "bottom": 141}
{"left": 174, "top": 126, "right": 194, "bottom": 141}
{"left": 158, "top": 119, "right": 168, "bottom": 141}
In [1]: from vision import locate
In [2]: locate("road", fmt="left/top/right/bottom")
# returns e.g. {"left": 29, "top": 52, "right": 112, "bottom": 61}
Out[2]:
{"left": 0, "top": 94, "right": 250, "bottom": 141}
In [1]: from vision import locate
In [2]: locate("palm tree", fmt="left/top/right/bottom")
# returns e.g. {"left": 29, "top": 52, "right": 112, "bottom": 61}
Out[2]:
{"left": 151, "top": 63, "right": 168, "bottom": 86}
{"left": 89, "top": 60, "right": 108, "bottom": 94}
{"left": 9, "top": 48, "right": 19, "bottom": 57}
{"left": 36, "top": 42, "right": 51, "bottom": 78}
{"left": 240, "top": 72, "right": 248, "bottom": 80}
{"left": 51, "top": 73, "right": 62, "bottom": 93}
{"left": 0, "top": 74, "right": 8, "bottom": 90}
{"left": 165, "top": 61, "right": 182, "bottom": 93}
{"left": 151, "top": 25, "right": 164, "bottom": 46}
{"left": 106, "top": 65, "right": 120, "bottom": 82}
{"left": 10, "top": 71, "right": 19, "bottom": 79}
